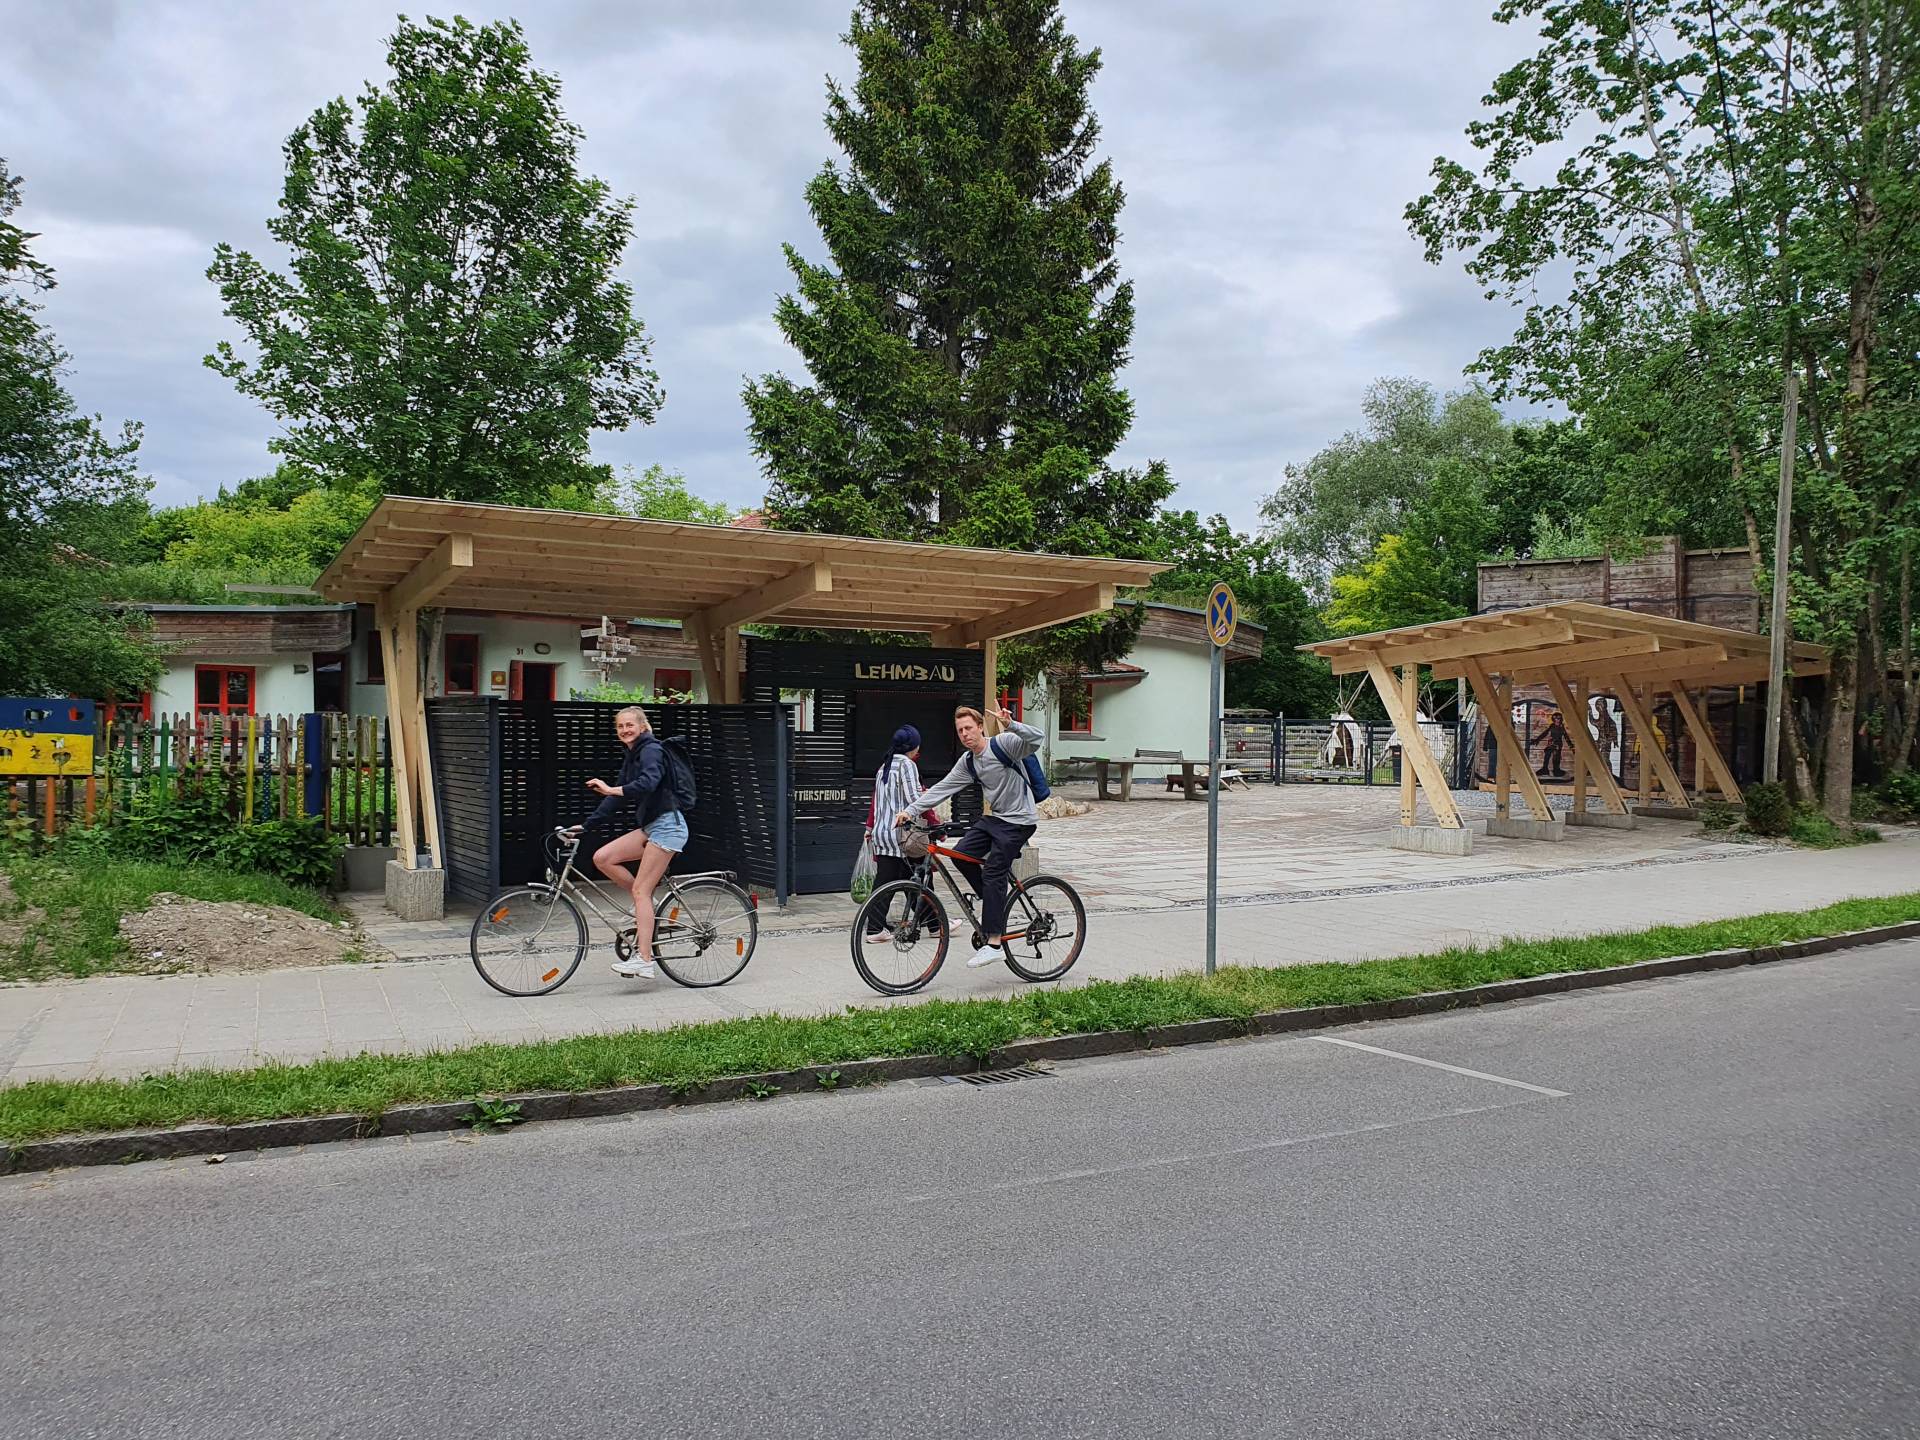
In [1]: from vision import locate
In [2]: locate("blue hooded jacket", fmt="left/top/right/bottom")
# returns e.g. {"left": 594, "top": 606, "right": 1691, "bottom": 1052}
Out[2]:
{"left": 587, "top": 733, "right": 673, "bottom": 830}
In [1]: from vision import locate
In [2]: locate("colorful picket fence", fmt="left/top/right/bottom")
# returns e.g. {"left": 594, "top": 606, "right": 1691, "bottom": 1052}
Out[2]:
{"left": 2, "top": 712, "right": 393, "bottom": 846}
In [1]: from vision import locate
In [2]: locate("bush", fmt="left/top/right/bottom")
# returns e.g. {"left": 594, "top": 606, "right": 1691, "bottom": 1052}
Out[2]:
{"left": 1882, "top": 771, "right": 1920, "bottom": 821}
{"left": 1741, "top": 781, "right": 1793, "bottom": 837}
{"left": 118, "top": 784, "right": 232, "bottom": 862}
{"left": 1698, "top": 799, "right": 1738, "bottom": 832}
{"left": 1787, "top": 810, "right": 1881, "bottom": 849}
{"left": 214, "top": 817, "right": 343, "bottom": 889}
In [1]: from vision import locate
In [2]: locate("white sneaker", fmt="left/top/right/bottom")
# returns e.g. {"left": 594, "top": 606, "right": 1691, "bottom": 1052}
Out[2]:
{"left": 966, "top": 943, "right": 1002, "bottom": 968}
{"left": 611, "top": 957, "right": 657, "bottom": 979}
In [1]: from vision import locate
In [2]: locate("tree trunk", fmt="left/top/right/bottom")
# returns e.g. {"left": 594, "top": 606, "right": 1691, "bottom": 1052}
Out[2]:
{"left": 1780, "top": 691, "right": 1815, "bottom": 803}
{"left": 1897, "top": 540, "right": 1918, "bottom": 774}
{"left": 1821, "top": 640, "right": 1858, "bottom": 820}
{"left": 1863, "top": 576, "right": 1889, "bottom": 772}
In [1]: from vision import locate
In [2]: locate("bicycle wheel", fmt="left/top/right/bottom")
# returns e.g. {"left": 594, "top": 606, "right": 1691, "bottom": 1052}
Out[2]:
{"left": 470, "top": 886, "right": 587, "bottom": 997}
{"left": 851, "top": 881, "right": 950, "bottom": 996}
{"left": 653, "top": 877, "right": 759, "bottom": 987}
{"left": 999, "top": 875, "right": 1086, "bottom": 982}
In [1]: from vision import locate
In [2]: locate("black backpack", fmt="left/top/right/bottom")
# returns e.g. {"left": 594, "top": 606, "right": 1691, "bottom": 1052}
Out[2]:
{"left": 660, "top": 734, "right": 699, "bottom": 812}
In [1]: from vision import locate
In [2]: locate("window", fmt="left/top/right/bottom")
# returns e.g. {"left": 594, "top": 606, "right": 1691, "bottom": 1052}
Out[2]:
{"left": 444, "top": 634, "right": 480, "bottom": 696}
{"left": 654, "top": 667, "right": 693, "bottom": 700}
{"left": 193, "top": 665, "right": 255, "bottom": 717}
{"left": 1059, "top": 684, "right": 1094, "bottom": 735}
{"left": 997, "top": 687, "right": 1025, "bottom": 721}
{"left": 313, "top": 652, "right": 347, "bottom": 713}
{"left": 364, "top": 628, "right": 385, "bottom": 684}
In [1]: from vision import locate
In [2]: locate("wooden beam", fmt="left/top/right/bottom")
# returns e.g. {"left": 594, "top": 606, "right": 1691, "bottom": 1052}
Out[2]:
{"left": 1431, "top": 633, "right": 1658, "bottom": 681}
{"left": 683, "top": 615, "right": 724, "bottom": 703}
{"left": 1570, "top": 678, "right": 1589, "bottom": 813}
{"left": 1463, "top": 658, "right": 1553, "bottom": 820}
{"left": 376, "top": 604, "right": 419, "bottom": 868}
{"left": 1494, "top": 676, "right": 1513, "bottom": 819}
{"left": 1399, "top": 666, "right": 1418, "bottom": 827}
{"left": 1542, "top": 666, "right": 1629, "bottom": 814}
{"left": 1362, "top": 653, "right": 1462, "bottom": 828}
{"left": 933, "top": 583, "right": 1117, "bottom": 650}
{"left": 1328, "top": 620, "right": 1576, "bottom": 675}
{"left": 1666, "top": 685, "right": 1741, "bottom": 801}
{"left": 690, "top": 562, "right": 832, "bottom": 634}
{"left": 722, "top": 626, "right": 743, "bottom": 705}
{"left": 1606, "top": 676, "right": 1690, "bottom": 808}
{"left": 386, "top": 534, "right": 474, "bottom": 615}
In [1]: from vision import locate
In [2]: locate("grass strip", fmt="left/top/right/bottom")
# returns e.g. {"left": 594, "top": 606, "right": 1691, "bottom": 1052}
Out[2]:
{"left": 3, "top": 890, "right": 1918, "bottom": 1145}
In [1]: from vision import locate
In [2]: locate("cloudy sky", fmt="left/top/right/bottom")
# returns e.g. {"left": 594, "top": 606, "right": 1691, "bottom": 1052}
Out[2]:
{"left": 2, "top": 1, "right": 1539, "bottom": 529}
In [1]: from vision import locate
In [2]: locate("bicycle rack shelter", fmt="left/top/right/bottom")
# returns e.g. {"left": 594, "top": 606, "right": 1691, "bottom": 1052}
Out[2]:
{"left": 317, "top": 496, "right": 1167, "bottom": 888}
{"left": 1300, "top": 602, "right": 1829, "bottom": 854}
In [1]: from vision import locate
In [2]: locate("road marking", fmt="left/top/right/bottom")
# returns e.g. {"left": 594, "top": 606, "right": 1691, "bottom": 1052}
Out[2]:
{"left": 1311, "top": 1035, "right": 1569, "bottom": 1097}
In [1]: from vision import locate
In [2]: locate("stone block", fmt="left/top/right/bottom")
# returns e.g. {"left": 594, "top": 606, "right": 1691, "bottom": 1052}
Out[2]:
{"left": 1565, "top": 809, "right": 1639, "bottom": 830}
{"left": 1632, "top": 803, "right": 1699, "bottom": 822}
{"left": 1388, "top": 825, "right": 1473, "bottom": 856}
{"left": 1485, "top": 816, "right": 1567, "bottom": 842}
{"left": 384, "top": 860, "right": 446, "bottom": 922}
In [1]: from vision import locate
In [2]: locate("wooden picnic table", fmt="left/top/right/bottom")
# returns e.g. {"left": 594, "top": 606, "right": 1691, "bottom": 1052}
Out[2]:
{"left": 1091, "top": 754, "right": 1206, "bottom": 802}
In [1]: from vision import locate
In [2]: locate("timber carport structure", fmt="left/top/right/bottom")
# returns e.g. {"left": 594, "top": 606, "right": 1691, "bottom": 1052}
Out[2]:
{"left": 316, "top": 496, "right": 1166, "bottom": 893}
{"left": 1300, "top": 602, "right": 1829, "bottom": 854}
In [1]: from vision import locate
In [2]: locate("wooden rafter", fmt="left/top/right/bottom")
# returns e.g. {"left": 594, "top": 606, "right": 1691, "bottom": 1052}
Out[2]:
{"left": 1605, "top": 675, "right": 1690, "bottom": 808}
{"left": 1462, "top": 657, "right": 1553, "bottom": 821}
{"left": 1542, "top": 666, "right": 1630, "bottom": 814}
{"left": 1666, "top": 686, "right": 1740, "bottom": 801}
{"left": 933, "top": 583, "right": 1116, "bottom": 650}
{"left": 1363, "top": 653, "right": 1462, "bottom": 828}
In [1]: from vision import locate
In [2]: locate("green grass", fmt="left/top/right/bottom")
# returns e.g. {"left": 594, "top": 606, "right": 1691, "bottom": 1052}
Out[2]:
{"left": 3, "top": 891, "right": 1917, "bottom": 1146}
{"left": 0, "top": 856, "right": 339, "bottom": 983}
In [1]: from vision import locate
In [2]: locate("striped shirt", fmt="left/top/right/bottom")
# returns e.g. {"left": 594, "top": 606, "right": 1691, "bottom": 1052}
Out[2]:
{"left": 870, "top": 755, "right": 927, "bottom": 858}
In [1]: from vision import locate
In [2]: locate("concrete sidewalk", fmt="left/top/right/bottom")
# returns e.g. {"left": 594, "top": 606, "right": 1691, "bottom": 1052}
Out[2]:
{"left": 2, "top": 835, "right": 1914, "bottom": 1084}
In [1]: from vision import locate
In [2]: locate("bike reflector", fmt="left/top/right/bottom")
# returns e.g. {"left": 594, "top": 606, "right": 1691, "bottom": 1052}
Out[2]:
{"left": 491, "top": 906, "right": 511, "bottom": 923}
{"left": 541, "top": 967, "right": 560, "bottom": 983}
{"left": 736, "top": 937, "right": 745, "bottom": 956}
{"left": 668, "top": 906, "right": 680, "bottom": 923}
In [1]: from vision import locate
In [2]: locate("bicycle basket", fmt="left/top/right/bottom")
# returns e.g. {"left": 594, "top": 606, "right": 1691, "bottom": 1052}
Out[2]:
{"left": 896, "top": 820, "right": 931, "bottom": 859}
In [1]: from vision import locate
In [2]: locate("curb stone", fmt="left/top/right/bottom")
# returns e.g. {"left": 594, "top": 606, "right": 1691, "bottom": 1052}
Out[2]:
{"left": 6, "top": 919, "right": 1919, "bottom": 1176}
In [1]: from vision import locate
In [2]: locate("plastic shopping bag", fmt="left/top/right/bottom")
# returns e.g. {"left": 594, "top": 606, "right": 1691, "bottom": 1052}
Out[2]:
{"left": 850, "top": 830, "right": 878, "bottom": 906}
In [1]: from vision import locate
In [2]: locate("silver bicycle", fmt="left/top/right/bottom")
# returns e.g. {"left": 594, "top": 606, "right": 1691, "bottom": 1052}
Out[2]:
{"left": 469, "top": 826, "right": 759, "bottom": 996}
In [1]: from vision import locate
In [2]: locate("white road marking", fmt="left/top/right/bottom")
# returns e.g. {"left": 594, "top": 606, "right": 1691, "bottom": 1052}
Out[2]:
{"left": 1311, "top": 1035, "right": 1570, "bottom": 1097}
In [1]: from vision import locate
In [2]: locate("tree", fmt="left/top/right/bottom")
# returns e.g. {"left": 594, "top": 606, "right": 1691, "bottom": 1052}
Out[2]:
{"left": 544, "top": 464, "right": 737, "bottom": 524}
{"left": 743, "top": 0, "right": 1171, "bottom": 681}
{"left": 0, "top": 159, "right": 158, "bottom": 697}
{"left": 207, "top": 16, "right": 662, "bottom": 505}
{"left": 1262, "top": 379, "right": 1515, "bottom": 593}
{"left": 1149, "top": 510, "right": 1335, "bottom": 717}
{"left": 1408, "top": 0, "right": 1920, "bottom": 813}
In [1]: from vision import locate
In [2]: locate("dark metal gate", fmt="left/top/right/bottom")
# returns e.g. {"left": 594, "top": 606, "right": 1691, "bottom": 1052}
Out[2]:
{"left": 427, "top": 699, "right": 792, "bottom": 907}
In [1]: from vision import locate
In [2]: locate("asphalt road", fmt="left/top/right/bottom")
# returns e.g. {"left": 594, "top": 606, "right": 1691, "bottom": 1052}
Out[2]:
{"left": 7, "top": 940, "right": 1919, "bottom": 1440}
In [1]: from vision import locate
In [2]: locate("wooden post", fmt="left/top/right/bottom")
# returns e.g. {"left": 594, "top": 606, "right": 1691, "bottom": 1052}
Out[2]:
{"left": 1494, "top": 677, "right": 1513, "bottom": 820}
{"left": 378, "top": 604, "right": 420, "bottom": 868}
{"left": 1542, "top": 667, "right": 1630, "bottom": 814}
{"left": 982, "top": 639, "right": 1001, "bottom": 736}
{"left": 388, "top": 604, "right": 441, "bottom": 868}
{"left": 1668, "top": 686, "right": 1741, "bottom": 801}
{"left": 722, "top": 626, "right": 743, "bottom": 705}
{"left": 1463, "top": 659, "right": 1552, "bottom": 821}
{"left": 1610, "top": 677, "right": 1690, "bottom": 809}
{"left": 1361, "top": 653, "right": 1462, "bottom": 827}
{"left": 1571, "top": 680, "right": 1589, "bottom": 813}
{"left": 1399, "top": 665, "right": 1418, "bottom": 827}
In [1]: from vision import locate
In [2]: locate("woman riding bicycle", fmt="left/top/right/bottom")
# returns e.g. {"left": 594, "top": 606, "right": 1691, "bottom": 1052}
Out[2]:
{"left": 583, "top": 705, "right": 687, "bottom": 980}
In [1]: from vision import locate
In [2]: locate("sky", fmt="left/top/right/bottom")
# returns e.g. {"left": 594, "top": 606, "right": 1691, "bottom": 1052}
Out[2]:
{"left": 1, "top": 1, "right": 1542, "bottom": 530}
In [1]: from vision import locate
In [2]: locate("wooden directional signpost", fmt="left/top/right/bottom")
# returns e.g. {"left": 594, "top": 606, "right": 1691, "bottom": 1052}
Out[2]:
{"left": 1205, "top": 583, "right": 1236, "bottom": 976}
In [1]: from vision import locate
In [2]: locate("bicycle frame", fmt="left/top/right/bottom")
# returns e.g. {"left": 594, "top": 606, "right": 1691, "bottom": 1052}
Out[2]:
{"left": 542, "top": 833, "right": 738, "bottom": 945}
{"left": 909, "top": 834, "right": 1032, "bottom": 942}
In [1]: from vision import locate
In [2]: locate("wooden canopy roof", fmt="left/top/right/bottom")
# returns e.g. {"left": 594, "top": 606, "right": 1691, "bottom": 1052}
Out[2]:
{"left": 1300, "top": 601, "right": 1827, "bottom": 688}
{"left": 316, "top": 496, "right": 1167, "bottom": 647}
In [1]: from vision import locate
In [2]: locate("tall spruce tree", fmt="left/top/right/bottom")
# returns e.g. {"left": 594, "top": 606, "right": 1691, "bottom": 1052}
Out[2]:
{"left": 745, "top": 0, "right": 1170, "bottom": 677}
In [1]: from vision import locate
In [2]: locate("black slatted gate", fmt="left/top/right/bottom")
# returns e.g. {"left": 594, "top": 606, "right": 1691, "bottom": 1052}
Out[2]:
{"left": 427, "top": 699, "right": 792, "bottom": 906}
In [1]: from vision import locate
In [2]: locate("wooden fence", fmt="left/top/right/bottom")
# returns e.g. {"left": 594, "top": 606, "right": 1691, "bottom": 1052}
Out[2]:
{"left": 3, "top": 712, "right": 393, "bottom": 846}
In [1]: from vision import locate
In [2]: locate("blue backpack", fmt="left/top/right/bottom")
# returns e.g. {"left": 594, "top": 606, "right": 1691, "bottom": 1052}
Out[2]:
{"left": 966, "top": 737, "right": 1051, "bottom": 803}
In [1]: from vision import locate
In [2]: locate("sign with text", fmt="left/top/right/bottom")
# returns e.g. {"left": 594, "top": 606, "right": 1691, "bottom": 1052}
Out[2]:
{"left": 0, "top": 698, "right": 96, "bottom": 776}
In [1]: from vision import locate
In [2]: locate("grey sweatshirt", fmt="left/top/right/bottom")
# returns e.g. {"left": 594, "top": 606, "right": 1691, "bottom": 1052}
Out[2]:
{"left": 915, "top": 718, "right": 1046, "bottom": 827}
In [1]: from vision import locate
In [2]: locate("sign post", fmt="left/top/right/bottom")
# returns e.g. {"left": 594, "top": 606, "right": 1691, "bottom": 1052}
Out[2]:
{"left": 1204, "top": 583, "right": 1237, "bottom": 977}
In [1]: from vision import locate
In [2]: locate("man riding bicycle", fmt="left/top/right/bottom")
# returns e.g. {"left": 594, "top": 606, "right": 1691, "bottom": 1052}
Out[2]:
{"left": 898, "top": 704, "right": 1044, "bottom": 969}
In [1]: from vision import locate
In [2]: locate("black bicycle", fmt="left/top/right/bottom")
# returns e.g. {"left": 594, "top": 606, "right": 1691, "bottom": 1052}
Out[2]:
{"left": 849, "top": 819, "right": 1086, "bottom": 996}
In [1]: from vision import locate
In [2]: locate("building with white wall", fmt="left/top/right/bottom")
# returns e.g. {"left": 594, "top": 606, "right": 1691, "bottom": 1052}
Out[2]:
{"left": 1019, "top": 601, "right": 1266, "bottom": 770}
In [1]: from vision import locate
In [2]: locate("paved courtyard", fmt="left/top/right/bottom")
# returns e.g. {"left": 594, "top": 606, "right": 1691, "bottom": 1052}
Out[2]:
{"left": 2, "top": 783, "right": 1915, "bottom": 1085}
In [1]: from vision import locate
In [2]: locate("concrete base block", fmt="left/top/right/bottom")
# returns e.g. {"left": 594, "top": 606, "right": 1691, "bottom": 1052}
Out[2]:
{"left": 1388, "top": 825, "right": 1474, "bottom": 856}
{"left": 1632, "top": 803, "right": 1700, "bottom": 822}
{"left": 339, "top": 845, "right": 397, "bottom": 893}
{"left": 385, "top": 860, "right": 446, "bottom": 922}
{"left": 1485, "top": 816, "right": 1567, "bottom": 842}
{"left": 1566, "top": 809, "right": 1639, "bottom": 830}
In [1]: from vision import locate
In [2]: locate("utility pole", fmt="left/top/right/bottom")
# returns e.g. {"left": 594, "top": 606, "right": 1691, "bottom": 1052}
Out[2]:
{"left": 1763, "top": 370, "right": 1798, "bottom": 784}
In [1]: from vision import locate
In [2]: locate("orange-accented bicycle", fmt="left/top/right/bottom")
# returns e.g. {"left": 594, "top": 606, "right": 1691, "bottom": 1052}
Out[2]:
{"left": 849, "top": 819, "right": 1086, "bottom": 996}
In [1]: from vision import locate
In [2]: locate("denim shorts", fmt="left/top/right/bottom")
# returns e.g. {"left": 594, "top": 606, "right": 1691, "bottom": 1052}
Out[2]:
{"left": 644, "top": 810, "right": 688, "bottom": 853}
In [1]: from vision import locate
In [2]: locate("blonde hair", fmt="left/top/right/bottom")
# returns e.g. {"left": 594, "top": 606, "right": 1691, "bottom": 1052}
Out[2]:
{"left": 952, "top": 705, "right": 985, "bottom": 727}
{"left": 615, "top": 705, "right": 651, "bottom": 731}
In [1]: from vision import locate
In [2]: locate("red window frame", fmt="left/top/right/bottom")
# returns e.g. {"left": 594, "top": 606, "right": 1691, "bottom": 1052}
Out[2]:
{"left": 444, "top": 634, "right": 480, "bottom": 697}
{"left": 654, "top": 667, "right": 694, "bottom": 699}
{"left": 193, "top": 665, "right": 256, "bottom": 717}
{"left": 1058, "top": 684, "right": 1094, "bottom": 735}
{"left": 997, "top": 687, "right": 1025, "bottom": 721}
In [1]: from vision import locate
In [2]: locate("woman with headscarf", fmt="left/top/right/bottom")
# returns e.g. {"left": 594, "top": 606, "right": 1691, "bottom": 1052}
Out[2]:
{"left": 864, "top": 724, "right": 939, "bottom": 942}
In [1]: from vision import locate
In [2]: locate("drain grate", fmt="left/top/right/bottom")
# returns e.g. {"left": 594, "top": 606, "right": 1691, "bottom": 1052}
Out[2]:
{"left": 943, "top": 1064, "right": 1056, "bottom": 1087}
